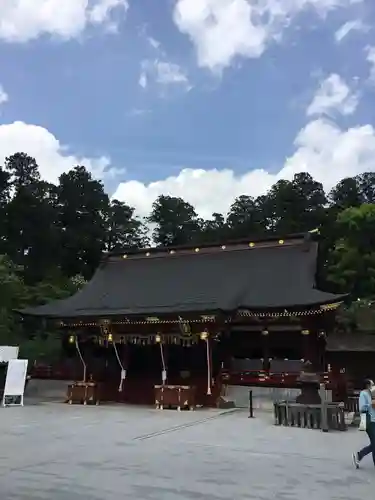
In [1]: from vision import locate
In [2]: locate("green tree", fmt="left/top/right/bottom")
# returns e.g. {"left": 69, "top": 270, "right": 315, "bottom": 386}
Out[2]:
{"left": 3, "top": 153, "right": 59, "bottom": 282}
{"left": 0, "top": 253, "right": 87, "bottom": 362}
{"left": 227, "top": 195, "right": 266, "bottom": 238}
{"left": 148, "top": 195, "right": 202, "bottom": 246}
{"left": 263, "top": 173, "right": 327, "bottom": 234}
{"left": 329, "top": 177, "right": 362, "bottom": 210}
{"left": 0, "top": 166, "right": 10, "bottom": 254}
{"left": 105, "top": 199, "right": 149, "bottom": 251}
{"left": 57, "top": 166, "right": 109, "bottom": 278}
{"left": 0, "top": 255, "right": 28, "bottom": 344}
{"left": 327, "top": 204, "right": 375, "bottom": 297}
{"left": 336, "top": 299, "right": 375, "bottom": 334}
{"left": 198, "top": 213, "right": 228, "bottom": 243}
{"left": 357, "top": 172, "right": 375, "bottom": 204}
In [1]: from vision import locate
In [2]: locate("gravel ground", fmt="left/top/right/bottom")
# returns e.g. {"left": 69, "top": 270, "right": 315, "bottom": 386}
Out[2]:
{"left": 0, "top": 403, "right": 373, "bottom": 499}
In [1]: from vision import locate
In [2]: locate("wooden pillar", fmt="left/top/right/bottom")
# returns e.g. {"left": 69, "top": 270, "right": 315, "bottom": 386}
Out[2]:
{"left": 316, "top": 331, "right": 326, "bottom": 372}
{"left": 222, "top": 325, "right": 232, "bottom": 371}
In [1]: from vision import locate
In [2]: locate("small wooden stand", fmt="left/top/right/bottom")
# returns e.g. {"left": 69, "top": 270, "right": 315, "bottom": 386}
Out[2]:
{"left": 67, "top": 381, "right": 100, "bottom": 405}
{"left": 155, "top": 385, "right": 196, "bottom": 411}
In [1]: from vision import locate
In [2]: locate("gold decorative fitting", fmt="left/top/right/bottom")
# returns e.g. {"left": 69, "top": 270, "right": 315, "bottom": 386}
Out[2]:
{"left": 320, "top": 302, "right": 341, "bottom": 311}
{"left": 200, "top": 331, "right": 208, "bottom": 341}
{"left": 122, "top": 254, "right": 127, "bottom": 259}
{"left": 195, "top": 248, "right": 200, "bottom": 252}
{"left": 146, "top": 316, "right": 160, "bottom": 323}
{"left": 261, "top": 329, "right": 269, "bottom": 336}
{"left": 155, "top": 334, "right": 161, "bottom": 343}
{"left": 200, "top": 315, "right": 215, "bottom": 322}
{"left": 64, "top": 316, "right": 231, "bottom": 327}
{"left": 237, "top": 307, "right": 330, "bottom": 318}
{"left": 301, "top": 329, "right": 310, "bottom": 335}
{"left": 221, "top": 245, "right": 226, "bottom": 250}
{"left": 278, "top": 239, "right": 284, "bottom": 244}
{"left": 69, "top": 335, "right": 75, "bottom": 344}
{"left": 146, "top": 252, "right": 150, "bottom": 257}
{"left": 249, "top": 242, "right": 255, "bottom": 247}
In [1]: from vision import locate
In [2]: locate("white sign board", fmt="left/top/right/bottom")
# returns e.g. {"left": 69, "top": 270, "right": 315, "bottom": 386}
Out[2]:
{"left": 2, "top": 359, "right": 28, "bottom": 407}
{"left": 0, "top": 346, "right": 19, "bottom": 363}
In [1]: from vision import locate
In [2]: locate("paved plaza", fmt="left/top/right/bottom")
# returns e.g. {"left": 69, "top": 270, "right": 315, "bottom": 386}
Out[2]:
{"left": 0, "top": 403, "right": 374, "bottom": 499}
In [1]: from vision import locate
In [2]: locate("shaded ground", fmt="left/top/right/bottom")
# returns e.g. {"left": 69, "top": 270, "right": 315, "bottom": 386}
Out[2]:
{"left": 0, "top": 404, "right": 373, "bottom": 499}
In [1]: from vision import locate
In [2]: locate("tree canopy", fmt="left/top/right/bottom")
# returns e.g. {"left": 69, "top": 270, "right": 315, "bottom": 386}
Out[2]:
{"left": 0, "top": 152, "right": 375, "bottom": 355}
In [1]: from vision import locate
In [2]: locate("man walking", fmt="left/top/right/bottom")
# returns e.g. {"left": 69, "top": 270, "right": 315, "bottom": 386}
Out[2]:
{"left": 352, "top": 379, "right": 375, "bottom": 469}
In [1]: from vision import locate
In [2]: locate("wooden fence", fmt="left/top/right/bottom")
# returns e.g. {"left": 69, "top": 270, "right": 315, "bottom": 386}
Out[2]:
{"left": 344, "top": 396, "right": 359, "bottom": 414}
{"left": 274, "top": 401, "right": 347, "bottom": 431}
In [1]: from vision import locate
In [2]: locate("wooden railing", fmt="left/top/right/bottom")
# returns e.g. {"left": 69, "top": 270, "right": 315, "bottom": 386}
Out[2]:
{"left": 344, "top": 396, "right": 359, "bottom": 414}
{"left": 274, "top": 401, "right": 347, "bottom": 431}
{"left": 221, "top": 370, "right": 338, "bottom": 389}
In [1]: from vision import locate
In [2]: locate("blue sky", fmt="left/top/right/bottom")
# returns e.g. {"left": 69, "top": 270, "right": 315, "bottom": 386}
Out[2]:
{"left": 0, "top": 0, "right": 374, "bottom": 219}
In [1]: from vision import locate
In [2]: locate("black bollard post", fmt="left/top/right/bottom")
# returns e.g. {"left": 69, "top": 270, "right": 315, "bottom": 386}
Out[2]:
{"left": 248, "top": 390, "right": 254, "bottom": 418}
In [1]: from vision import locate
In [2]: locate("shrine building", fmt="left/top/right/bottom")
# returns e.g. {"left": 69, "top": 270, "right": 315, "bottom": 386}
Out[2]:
{"left": 19, "top": 232, "right": 346, "bottom": 407}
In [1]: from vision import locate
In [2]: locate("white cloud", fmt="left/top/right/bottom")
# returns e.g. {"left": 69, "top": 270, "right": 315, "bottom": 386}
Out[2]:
{"left": 334, "top": 19, "right": 367, "bottom": 42}
{"left": 139, "top": 60, "right": 190, "bottom": 89}
{"left": 366, "top": 46, "right": 375, "bottom": 82}
{"left": 147, "top": 36, "right": 161, "bottom": 50}
{"left": 128, "top": 108, "right": 151, "bottom": 116}
{"left": 0, "top": 121, "right": 113, "bottom": 184}
{"left": 307, "top": 74, "right": 358, "bottom": 117}
{"left": 154, "top": 61, "right": 189, "bottom": 86}
{"left": 138, "top": 72, "right": 148, "bottom": 89}
{"left": 0, "top": 85, "right": 8, "bottom": 105}
{"left": 112, "top": 118, "right": 375, "bottom": 219}
{"left": 0, "top": 0, "right": 129, "bottom": 42}
{"left": 2, "top": 119, "right": 374, "bottom": 223}
{"left": 173, "top": 0, "right": 359, "bottom": 71}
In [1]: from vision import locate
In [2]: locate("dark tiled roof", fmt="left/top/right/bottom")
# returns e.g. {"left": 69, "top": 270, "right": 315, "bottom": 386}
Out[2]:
{"left": 19, "top": 237, "right": 345, "bottom": 319}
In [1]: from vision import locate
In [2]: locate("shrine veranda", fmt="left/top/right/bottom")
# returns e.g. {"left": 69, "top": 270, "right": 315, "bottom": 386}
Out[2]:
{"left": 19, "top": 233, "right": 353, "bottom": 406}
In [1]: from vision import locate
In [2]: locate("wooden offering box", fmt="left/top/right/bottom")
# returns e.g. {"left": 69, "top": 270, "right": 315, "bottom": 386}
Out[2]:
{"left": 67, "top": 381, "right": 101, "bottom": 405}
{"left": 155, "top": 384, "right": 196, "bottom": 411}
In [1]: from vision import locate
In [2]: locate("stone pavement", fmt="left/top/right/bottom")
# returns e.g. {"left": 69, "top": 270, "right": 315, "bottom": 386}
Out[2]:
{"left": 0, "top": 404, "right": 373, "bottom": 499}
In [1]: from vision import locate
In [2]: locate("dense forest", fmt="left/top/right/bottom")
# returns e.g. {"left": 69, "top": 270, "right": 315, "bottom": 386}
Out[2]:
{"left": 1, "top": 152, "right": 375, "bottom": 360}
